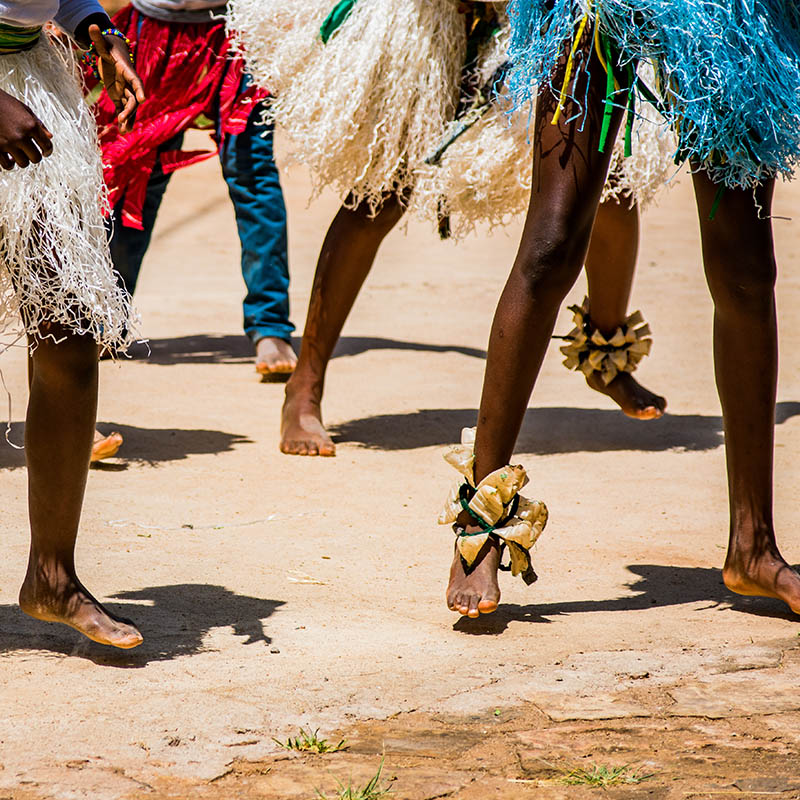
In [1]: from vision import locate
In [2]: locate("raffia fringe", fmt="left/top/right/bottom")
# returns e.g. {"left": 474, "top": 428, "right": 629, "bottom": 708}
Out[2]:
{"left": 0, "top": 34, "right": 138, "bottom": 355}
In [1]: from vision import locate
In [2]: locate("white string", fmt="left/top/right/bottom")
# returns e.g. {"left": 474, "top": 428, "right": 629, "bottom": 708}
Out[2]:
{"left": 0, "top": 35, "right": 139, "bottom": 353}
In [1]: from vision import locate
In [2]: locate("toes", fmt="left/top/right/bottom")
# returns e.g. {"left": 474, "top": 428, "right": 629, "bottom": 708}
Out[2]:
{"left": 453, "top": 592, "right": 478, "bottom": 618}
{"left": 624, "top": 404, "right": 664, "bottom": 421}
{"left": 467, "top": 594, "right": 481, "bottom": 618}
{"left": 280, "top": 440, "right": 305, "bottom": 455}
{"left": 453, "top": 592, "right": 469, "bottom": 616}
{"left": 279, "top": 434, "right": 335, "bottom": 457}
{"left": 102, "top": 623, "right": 143, "bottom": 649}
{"left": 116, "top": 627, "right": 144, "bottom": 649}
{"left": 478, "top": 595, "right": 500, "bottom": 614}
{"left": 319, "top": 441, "right": 336, "bottom": 457}
{"left": 257, "top": 357, "right": 296, "bottom": 374}
{"left": 638, "top": 393, "right": 667, "bottom": 416}
{"left": 280, "top": 439, "right": 329, "bottom": 456}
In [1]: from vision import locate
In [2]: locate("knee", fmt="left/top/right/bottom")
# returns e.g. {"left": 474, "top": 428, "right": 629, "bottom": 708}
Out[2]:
{"left": 704, "top": 241, "right": 777, "bottom": 315}
{"left": 344, "top": 192, "right": 406, "bottom": 236}
{"left": 31, "top": 329, "right": 98, "bottom": 389}
{"left": 700, "top": 204, "right": 778, "bottom": 309}
{"left": 514, "top": 223, "right": 590, "bottom": 305}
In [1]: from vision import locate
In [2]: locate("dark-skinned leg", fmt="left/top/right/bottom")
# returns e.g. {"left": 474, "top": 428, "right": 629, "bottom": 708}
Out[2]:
{"left": 29, "top": 350, "right": 122, "bottom": 464}
{"left": 583, "top": 197, "right": 667, "bottom": 419}
{"left": 281, "top": 194, "right": 406, "bottom": 456}
{"left": 692, "top": 173, "right": 800, "bottom": 613}
{"left": 18, "top": 324, "right": 142, "bottom": 647}
{"left": 448, "top": 43, "right": 625, "bottom": 617}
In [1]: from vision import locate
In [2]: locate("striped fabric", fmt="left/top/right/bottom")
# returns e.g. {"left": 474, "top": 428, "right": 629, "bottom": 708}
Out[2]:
{"left": 0, "top": 21, "right": 41, "bottom": 53}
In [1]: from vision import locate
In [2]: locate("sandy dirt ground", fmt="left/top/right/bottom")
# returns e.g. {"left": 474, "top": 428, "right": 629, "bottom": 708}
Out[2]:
{"left": 2, "top": 130, "right": 800, "bottom": 799}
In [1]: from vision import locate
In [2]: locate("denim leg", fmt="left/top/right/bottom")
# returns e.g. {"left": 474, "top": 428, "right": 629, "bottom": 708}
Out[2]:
{"left": 219, "top": 101, "right": 294, "bottom": 343}
{"left": 108, "top": 133, "right": 184, "bottom": 295}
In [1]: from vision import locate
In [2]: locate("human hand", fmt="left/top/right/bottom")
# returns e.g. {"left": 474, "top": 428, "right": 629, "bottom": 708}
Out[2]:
{"left": 0, "top": 89, "right": 53, "bottom": 169}
{"left": 89, "top": 24, "right": 146, "bottom": 133}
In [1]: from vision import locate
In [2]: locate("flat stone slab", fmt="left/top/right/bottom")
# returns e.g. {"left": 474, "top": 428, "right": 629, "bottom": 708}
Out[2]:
{"left": 670, "top": 662, "right": 800, "bottom": 718}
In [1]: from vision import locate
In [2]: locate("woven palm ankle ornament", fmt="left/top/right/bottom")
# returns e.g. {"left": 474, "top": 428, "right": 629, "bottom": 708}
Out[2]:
{"left": 439, "top": 428, "right": 548, "bottom": 586}
{"left": 559, "top": 297, "right": 652, "bottom": 385}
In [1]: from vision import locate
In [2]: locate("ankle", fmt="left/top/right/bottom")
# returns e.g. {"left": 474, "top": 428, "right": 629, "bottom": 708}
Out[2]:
{"left": 25, "top": 552, "right": 76, "bottom": 584}
{"left": 725, "top": 535, "right": 781, "bottom": 570}
{"left": 285, "top": 373, "right": 323, "bottom": 403}
{"left": 728, "top": 515, "right": 776, "bottom": 549}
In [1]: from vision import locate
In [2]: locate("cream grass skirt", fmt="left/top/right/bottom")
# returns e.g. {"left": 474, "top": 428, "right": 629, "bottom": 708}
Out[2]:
{"left": 0, "top": 34, "right": 136, "bottom": 353}
{"left": 227, "top": 0, "right": 466, "bottom": 215}
{"left": 228, "top": 0, "right": 676, "bottom": 237}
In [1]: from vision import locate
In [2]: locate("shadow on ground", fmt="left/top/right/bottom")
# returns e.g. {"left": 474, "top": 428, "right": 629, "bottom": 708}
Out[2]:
{"left": 119, "top": 334, "right": 485, "bottom": 366}
{"left": 330, "top": 401, "right": 800, "bottom": 454}
{"left": 0, "top": 584, "right": 284, "bottom": 667}
{"left": 454, "top": 563, "right": 799, "bottom": 635}
{"left": 0, "top": 423, "right": 252, "bottom": 470}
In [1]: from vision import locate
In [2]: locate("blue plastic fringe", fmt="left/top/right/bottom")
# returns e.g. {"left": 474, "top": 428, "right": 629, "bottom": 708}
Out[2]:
{"left": 506, "top": 0, "right": 800, "bottom": 188}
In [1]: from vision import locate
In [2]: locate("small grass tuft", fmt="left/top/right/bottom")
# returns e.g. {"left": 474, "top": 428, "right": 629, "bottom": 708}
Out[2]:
{"left": 273, "top": 728, "right": 348, "bottom": 754}
{"left": 316, "top": 759, "right": 392, "bottom": 800}
{"left": 560, "top": 764, "right": 654, "bottom": 787}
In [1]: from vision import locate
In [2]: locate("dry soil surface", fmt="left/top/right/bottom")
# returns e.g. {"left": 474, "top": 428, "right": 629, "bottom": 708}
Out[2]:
{"left": 2, "top": 133, "right": 800, "bottom": 799}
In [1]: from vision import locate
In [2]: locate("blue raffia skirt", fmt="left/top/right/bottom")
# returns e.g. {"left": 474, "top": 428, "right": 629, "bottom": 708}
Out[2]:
{"left": 506, "top": 0, "right": 800, "bottom": 188}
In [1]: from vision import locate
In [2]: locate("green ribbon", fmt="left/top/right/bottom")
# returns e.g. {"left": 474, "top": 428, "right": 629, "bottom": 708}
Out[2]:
{"left": 456, "top": 482, "right": 520, "bottom": 538}
{"left": 320, "top": 0, "right": 358, "bottom": 44}
{"left": 0, "top": 23, "right": 42, "bottom": 54}
{"left": 709, "top": 185, "right": 725, "bottom": 221}
{"left": 623, "top": 62, "right": 636, "bottom": 158}
{"left": 598, "top": 31, "right": 617, "bottom": 154}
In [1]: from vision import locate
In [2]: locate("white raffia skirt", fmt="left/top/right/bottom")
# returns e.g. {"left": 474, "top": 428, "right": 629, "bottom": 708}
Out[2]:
{"left": 228, "top": 0, "right": 465, "bottom": 215}
{"left": 228, "top": 0, "right": 677, "bottom": 238}
{"left": 0, "top": 34, "right": 137, "bottom": 353}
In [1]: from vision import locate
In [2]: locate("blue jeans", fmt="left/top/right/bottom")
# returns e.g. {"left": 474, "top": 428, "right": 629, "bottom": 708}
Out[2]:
{"left": 108, "top": 103, "right": 294, "bottom": 344}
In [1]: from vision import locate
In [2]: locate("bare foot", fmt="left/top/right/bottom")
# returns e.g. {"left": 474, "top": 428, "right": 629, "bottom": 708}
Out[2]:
{"left": 723, "top": 545, "right": 800, "bottom": 614}
{"left": 586, "top": 371, "right": 667, "bottom": 420}
{"left": 19, "top": 565, "right": 143, "bottom": 648}
{"left": 280, "top": 380, "right": 335, "bottom": 456}
{"left": 255, "top": 337, "right": 297, "bottom": 378}
{"left": 91, "top": 429, "right": 123, "bottom": 462}
{"left": 447, "top": 534, "right": 501, "bottom": 617}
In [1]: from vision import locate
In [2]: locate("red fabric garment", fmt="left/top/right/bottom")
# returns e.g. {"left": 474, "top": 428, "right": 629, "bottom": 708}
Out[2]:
{"left": 91, "top": 5, "right": 268, "bottom": 230}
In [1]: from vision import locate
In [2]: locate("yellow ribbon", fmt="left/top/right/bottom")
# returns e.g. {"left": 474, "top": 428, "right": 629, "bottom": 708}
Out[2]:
{"left": 551, "top": 1, "right": 593, "bottom": 126}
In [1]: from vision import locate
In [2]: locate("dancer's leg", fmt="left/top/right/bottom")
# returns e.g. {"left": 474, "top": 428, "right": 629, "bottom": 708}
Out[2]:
{"left": 18, "top": 325, "right": 142, "bottom": 647}
{"left": 583, "top": 197, "right": 666, "bottom": 419}
{"left": 448, "top": 40, "right": 625, "bottom": 616}
{"left": 281, "top": 194, "right": 405, "bottom": 456}
{"left": 692, "top": 173, "right": 800, "bottom": 613}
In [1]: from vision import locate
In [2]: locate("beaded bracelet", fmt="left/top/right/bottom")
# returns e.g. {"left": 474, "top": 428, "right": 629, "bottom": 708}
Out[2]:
{"left": 81, "top": 28, "right": 134, "bottom": 80}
